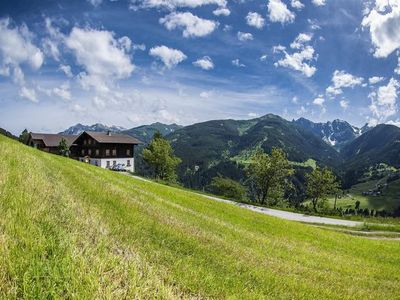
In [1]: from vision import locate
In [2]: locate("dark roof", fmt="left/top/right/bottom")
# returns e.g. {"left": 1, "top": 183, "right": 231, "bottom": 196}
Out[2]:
{"left": 29, "top": 133, "right": 78, "bottom": 147}
{"left": 83, "top": 131, "right": 142, "bottom": 144}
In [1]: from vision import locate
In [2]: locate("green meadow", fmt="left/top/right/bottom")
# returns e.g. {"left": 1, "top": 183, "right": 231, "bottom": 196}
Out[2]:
{"left": 1, "top": 135, "right": 399, "bottom": 299}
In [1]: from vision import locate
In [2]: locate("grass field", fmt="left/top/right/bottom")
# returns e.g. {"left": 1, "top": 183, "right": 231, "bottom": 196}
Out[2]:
{"left": 326, "top": 178, "right": 400, "bottom": 212}
{"left": 1, "top": 135, "right": 400, "bottom": 299}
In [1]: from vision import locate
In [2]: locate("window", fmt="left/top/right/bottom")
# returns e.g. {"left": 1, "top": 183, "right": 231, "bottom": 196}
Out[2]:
{"left": 112, "top": 149, "right": 117, "bottom": 156}
{"left": 127, "top": 160, "right": 131, "bottom": 166}
{"left": 95, "top": 149, "right": 99, "bottom": 156}
{"left": 88, "top": 139, "right": 91, "bottom": 145}
{"left": 126, "top": 149, "right": 131, "bottom": 156}
{"left": 83, "top": 139, "right": 87, "bottom": 145}
{"left": 106, "top": 161, "right": 110, "bottom": 168}
{"left": 88, "top": 149, "right": 92, "bottom": 156}
{"left": 106, "top": 149, "right": 110, "bottom": 156}
{"left": 113, "top": 160, "right": 116, "bottom": 166}
{"left": 81, "top": 149, "right": 85, "bottom": 156}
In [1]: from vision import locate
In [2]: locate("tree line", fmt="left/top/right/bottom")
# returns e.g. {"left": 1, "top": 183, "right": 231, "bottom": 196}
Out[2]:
{"left": 142, "top": 132, "right": 339, "bottom": 212}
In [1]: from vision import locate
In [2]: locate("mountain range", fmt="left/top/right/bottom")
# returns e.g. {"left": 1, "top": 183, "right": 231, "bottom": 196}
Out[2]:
{"left": 59, "top": 115, "right": 400, "bottom": 189}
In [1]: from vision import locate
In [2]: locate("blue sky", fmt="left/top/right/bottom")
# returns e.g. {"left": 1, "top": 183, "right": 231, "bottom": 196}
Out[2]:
{"left": 0, "top": 0, "right": 400, "bottom": 134}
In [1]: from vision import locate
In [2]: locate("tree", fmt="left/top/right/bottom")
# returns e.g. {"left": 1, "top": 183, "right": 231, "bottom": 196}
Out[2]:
{"left": 58, "top": 138, "right": 70, "bottom": 157}
{"left": 248, "top": 148, "right": 294, "bottom": 206}
{"left": 306, "top": 167, "right": 340, "bottom": 212}
{"left": 142, "top": 132, "right": 181, "bottom": 182}
{"left": 19, "top": 129, "right": 29, "bottom": 144}
{"left": 209, "top": 176, "right": 247, "bottom": 200}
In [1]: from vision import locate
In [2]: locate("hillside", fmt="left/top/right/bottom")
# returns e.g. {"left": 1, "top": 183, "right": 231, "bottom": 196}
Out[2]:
{"left": 123, "top": 122, "right": 182, "bottom": 144}
{"left": 341, "top": 124, "right": 400, "bottom": 170}
{"left": 167, "top": 114, "right": 341, "bottom": 188}
{"left": 1, "top": 136, "right": 398, "bottom": 298}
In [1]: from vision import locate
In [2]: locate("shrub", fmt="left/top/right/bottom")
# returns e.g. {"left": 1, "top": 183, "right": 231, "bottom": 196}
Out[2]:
{"left": 209, "top": 177, "right": 247, "bottom": 201}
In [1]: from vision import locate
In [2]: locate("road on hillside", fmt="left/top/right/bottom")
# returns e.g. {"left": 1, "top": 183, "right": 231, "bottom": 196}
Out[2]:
{"left": 202, "top": 195, "right": 363, "bottom": 227}
{"left": 130, "top": 175, "right": 363, "bottom": 227}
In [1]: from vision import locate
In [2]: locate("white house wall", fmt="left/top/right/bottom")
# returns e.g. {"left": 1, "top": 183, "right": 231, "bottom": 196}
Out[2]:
{"left": 78, "top": 157, "right": 134, "bottom": 172}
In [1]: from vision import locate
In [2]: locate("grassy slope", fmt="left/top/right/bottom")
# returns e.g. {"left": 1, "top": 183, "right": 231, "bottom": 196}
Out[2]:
{"left": 326, "top": 179, "right": 400, "bottom": 212}
{"left": 1, "top": 135, "right": 400, "bottom": 299}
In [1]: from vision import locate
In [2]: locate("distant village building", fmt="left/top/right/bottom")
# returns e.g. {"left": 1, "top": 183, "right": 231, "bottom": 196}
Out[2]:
{"left": 27, "top": 131, "right": 142, "bottom": 172}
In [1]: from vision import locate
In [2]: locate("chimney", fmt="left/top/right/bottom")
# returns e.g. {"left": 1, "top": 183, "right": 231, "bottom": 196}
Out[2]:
{"left": 107, "top": 130, "right": 111, "bottom": 136}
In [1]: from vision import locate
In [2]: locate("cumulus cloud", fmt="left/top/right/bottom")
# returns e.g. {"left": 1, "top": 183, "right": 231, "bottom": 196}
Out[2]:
{"left": 290, "top": 33, "right": 312, "bottom": 49}
{"left": 291, "top": 0, "right": 304, "bottom": 10}
{"left": 267, "top": 0, "right": 295, "bottom": 24}
{"left": 213, "top": 7, "right": 230, "bottom": 16}
{"left": 312, "top": 0, "right": 326, "bottom": 6}
{"left": 274, "top": 35, "right": 317, "bottom": 77}
{"left": 246, "top": 12, "right": 265, "bottom": 29}
{"left": 193, "top": 56, "right": 214, "bottom": 70}
{"left": 260, "top": 54, "right": 268, "bottom": 61}
{"left": 362, "top": 1, "right": 400, "bottom": 58}
{"left": 313, "top": 96, "right": 324, "bottom": 106}
{"left": 149, "top": 45, "right": 187, "bottom": 68}
{"left": 369, "top": 78, "right": 399, "bottom": 124}
{"left": 0, "top": 18, "right": 44, "bottom": 85}
{"left": 326, "top": 70, "right": 364, "bottom": 95}
{"left": 237, "top": 31, "right": 253, "bottom": 41}
{"left": 395, "top": 55, "right": 400, "bottom": 74}
{"left": 340, "top": 99, "right": 349, "bottom": 109}
{"left": 19, "top": 86, "right": 38, "bottom": 102}
{"left": 132, "top": 0, "right": 226, "bottom": 10}
{"left": 160, "top": 12, "right": 218, "bottom": 38}
{"left": 59, "top": 64, "right": 73, "bottom": 78}
{"left": 232, "top": 58, "right": 245, "bottom": 67}
{"left": 65, "top": 27, "right": 134, "bottom": 92}
{"left": 369, "top": 76, "right": 385, "bottom": 84}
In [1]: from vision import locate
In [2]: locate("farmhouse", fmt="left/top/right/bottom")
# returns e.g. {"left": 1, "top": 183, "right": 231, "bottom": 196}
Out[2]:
{"left": 27, "top": 131, "right": 141, "bottom": 172}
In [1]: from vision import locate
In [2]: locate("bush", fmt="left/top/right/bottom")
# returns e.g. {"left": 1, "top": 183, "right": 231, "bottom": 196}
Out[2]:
{"left": 209, "top": 177, "right": 247, "bottom": 201}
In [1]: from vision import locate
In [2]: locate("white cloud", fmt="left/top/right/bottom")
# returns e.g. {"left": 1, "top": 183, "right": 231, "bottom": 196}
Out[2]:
{"left": 267, "top": 0, "right": 295, "bottom": 24}
{"left": 160, "top": 12, "right": 218, "bottom": 38}
{"left": 200, "top": 91, "right": 213, "bottom": 98}
{"left": 273, "top": 45, "right": 286, "bottom": 53}
{"left": 65, "top": 27, "right": 134, "bottom": 92}
{"left": 395, "top": 55, "right": 400, "bottom": 74}
{"left": 134, "top": 0, "right": 226, "bottom": 10}
{"left": 59, "top": 64, "right": 73, "bottom": 78}
{"left": 260, "top": 54, "right": 268, "bottom": 61}
{"left": 274, "top": 46, "right": 316, "bottom": 77}
{"left": 362, "top": 1, "right": 400, "bottom": 58}
{"left": 88, "top": 0, "right": 102, "bottom": 6}
{"left": 369, "top": 78, "right": 399, "bottom": 123}
{"left": 326, "top": 70, "right": 364, "bottom": 95}
{"left": 237, "top": 31, "right": 253, "bottom": 41}
{"left": 340, "top": 99, "right": 349, "bottom": 109}
{"left": 290, "top": 33, "right": 312, "bottom": 49}
{"left": 313, "top": 96, "right": 324, "bottom": 106}
{"left": 0, "top": 18, "right": 44, "bottom": 84}
{"left": 291, "top": 0, "right": 304, "bottom": 10}
{"left": 193, "top": 56, "right": 214, "bottom": 70}
{"left": 19, "top": 86, "right": 38, "bottom": 102}
{"left": 213, "top": 7, "right": 230, "bottom": 16}
{"left": 149, "top": 45, "right": 187, "bottom": 68}
{"left": 246, "top": 12, "right": 265, "bottom": 29}
{"left": 53, "top": 82, "right": 71, "bottom": 101}
{"left": 232, "top": 58, "right": 245, "bottom": 67}
{"left": 369, "top": 76, "right": 385, "bottom": 84}
{"left": 311, "top": 0, "right": 326, "bottom": 6}
{"left": 297, "top": 105, "right": 307, "bottom": 114}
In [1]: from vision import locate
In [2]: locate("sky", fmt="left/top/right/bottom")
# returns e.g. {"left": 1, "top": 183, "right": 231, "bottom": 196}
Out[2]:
{"left": 0, "top": 0, "right": 400, "bottom": 134}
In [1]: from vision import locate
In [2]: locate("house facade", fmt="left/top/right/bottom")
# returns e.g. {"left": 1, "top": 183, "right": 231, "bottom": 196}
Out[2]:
{"left": 27, "top": 131, "right": 141, "bottom": 172}
{"left": 73, "top": 131, "right": 141, "bottom": 172}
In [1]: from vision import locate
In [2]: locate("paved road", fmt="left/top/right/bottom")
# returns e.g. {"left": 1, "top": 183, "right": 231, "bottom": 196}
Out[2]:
{"left": 130, "top": 175, "right": 363, "bottom": 227}
{"left": 201, "top": 195, "right": 363, "bottom": 227}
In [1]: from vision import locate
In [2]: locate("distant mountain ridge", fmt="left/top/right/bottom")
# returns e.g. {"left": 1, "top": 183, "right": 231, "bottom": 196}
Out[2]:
{"left": 60, "top": 123, "right": 126, "bottom": 135}
{"left": 60, "top": 122, "right": 182, "bottom": 144}
{"left": 293, "top": 118, "right": 371, "bottom": 149}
